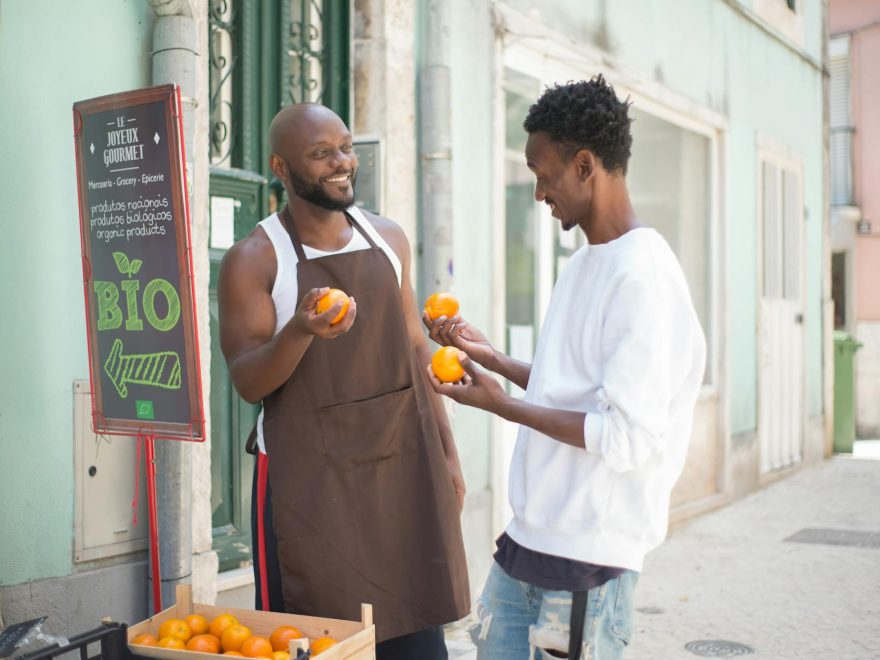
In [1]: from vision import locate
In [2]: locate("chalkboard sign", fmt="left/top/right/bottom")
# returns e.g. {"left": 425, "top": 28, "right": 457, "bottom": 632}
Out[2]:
{"left": 73, "top": 85, "right": 204, "bottom": 440}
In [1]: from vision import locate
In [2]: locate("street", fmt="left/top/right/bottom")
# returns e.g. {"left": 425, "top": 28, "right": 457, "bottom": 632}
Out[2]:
{"left": 447, "top": 442, "right": 880, "bottom": 659}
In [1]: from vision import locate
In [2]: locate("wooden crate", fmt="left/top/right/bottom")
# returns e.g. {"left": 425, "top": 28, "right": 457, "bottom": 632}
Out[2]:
{"left": 127, "top": 585, "right": 375, "bottom": 660}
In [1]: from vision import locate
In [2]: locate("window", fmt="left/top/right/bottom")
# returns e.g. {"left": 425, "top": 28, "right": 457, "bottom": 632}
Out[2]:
{"left": 504, "top": 70, "right": 540, "bottom": 397}
{"left": 753, "top": 0, "right": 804, "bottom": 46}
{"left": 829, "top": 36, "right": 853, "bottom": 206}
{"left": 761, "top": 162, "right": 802, "bottom": 302}
{"left": 627, "top": 108, "right": 713, "bottom": 383}
{"left": 832, "top": 252, "right": 846, "bottom": 329}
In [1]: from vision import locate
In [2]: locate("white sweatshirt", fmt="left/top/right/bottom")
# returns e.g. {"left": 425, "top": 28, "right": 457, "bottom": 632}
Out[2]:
{"left": 506, "top": 227, "right": 706, "bottom": 572}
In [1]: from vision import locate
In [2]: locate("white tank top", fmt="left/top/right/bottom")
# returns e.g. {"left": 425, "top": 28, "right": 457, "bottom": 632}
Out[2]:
{"left": 254, "top": 206, "right": 403, "bottom": 453}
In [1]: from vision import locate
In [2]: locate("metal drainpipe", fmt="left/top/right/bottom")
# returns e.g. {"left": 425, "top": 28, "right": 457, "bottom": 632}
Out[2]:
{"left": 147, "top": 0, "right": 197, "bottom": 610}
{"left": 419, "top": 0, "right": 453, "bottom": 296}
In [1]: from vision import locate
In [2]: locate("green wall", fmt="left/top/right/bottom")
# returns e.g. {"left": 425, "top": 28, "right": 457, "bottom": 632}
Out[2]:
{"left": 0, "top": 0, "right": 155, "bottom": 586}
{"left": 449, "top": 1, "right": 496, "bottom": 492}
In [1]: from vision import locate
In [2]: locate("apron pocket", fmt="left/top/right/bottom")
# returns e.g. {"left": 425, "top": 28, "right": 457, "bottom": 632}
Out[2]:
{"left": 318, "top": 386, "right": 418, "bottom": 470}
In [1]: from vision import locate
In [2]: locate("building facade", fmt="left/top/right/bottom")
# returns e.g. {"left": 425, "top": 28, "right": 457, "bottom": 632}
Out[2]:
{"left": 0, "top": 0, "right": 830, "bottom": 638}
{"left": 828, "top": 0, "right": 880, "bottom": 439}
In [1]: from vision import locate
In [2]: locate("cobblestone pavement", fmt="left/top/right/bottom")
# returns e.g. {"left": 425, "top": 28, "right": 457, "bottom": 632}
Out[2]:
{"left": 447, "top": 442, "right": 880, "bottom": 660}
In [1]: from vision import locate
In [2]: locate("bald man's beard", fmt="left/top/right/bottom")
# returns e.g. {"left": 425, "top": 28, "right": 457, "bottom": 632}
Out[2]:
{"left": 286, "top": 167, "right": 356, "bottom": 212}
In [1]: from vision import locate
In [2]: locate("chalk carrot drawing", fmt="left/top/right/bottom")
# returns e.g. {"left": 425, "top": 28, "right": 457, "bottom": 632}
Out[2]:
{"left": 104, "top": 338, "right": 181, "bottom": 398}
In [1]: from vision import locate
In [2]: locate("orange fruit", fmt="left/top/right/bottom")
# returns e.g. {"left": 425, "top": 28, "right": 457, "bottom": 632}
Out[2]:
{"left": 272, "top": 653, "right": 290, "bottom": 660}
{"left": 310, "top": 637, "right": 338, "bottom": 656}
{"left": 431, "top": 346, "right": 465, "bottom": 383}
{"left": 240, "top": 636, "right": 274, "bottom": 658}
{"left": 186, "top": 614, "right": 210, "bottom": 636}
{"left": 131, "top": 634, "right": 158, "bottom": 646}
{"left": 316, "top": 288, "right": 349, "bottom": 324}
{"left": 209, "top": 614, "right": 239, "bottom": 640}
{"left": 221, "top": 624, "right": 252, "bottom": 653}
{"left": 269, "top": 626, "right": 302, "bottom": 652}
{"left": 158, "top": 637, "right": 187, "bottom": 650}
{"left": 187, "top": 634, "right": 222, "bottom": 654}
{"left": 424, "top": 292, "right": 459, "bottom": 320}
{"left": 224, "top": 653, "right": 244, "bottom": 657}
{"left": 158, "top": 618, "right": 192, "bottom": 644}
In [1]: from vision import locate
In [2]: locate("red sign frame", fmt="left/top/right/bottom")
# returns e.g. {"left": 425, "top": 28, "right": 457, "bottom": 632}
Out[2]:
{"left": 73, "top": 84, "right": 205, "bottom": 441}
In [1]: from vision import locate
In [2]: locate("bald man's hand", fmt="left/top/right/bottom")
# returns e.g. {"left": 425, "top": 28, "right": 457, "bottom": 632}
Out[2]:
{"left": 290, "top": 287, "right": 357, "bottom": 339}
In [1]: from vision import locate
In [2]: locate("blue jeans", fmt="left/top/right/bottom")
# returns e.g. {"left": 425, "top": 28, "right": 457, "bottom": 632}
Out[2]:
{"left": 470, "top": 562, "right": 638, "bottom": 659}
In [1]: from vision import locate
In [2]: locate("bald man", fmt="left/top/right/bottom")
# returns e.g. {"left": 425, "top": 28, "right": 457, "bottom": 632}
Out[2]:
{"left": 218, "top": 104, "right": 470, "bottom": 658}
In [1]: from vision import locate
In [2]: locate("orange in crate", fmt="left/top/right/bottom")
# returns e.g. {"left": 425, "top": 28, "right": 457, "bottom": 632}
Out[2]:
{"left": 185, "top": 615, "right": 210, "bottom": 636}
{"left": 311, "top": 636, "right": 339, "bottom": 656}
{"left": 269, "top": 626, "right": 302, "bottom": 652}
{"left": 221, "top": 624, "right": 252, "bottom": 653}
{"left": 210, "top": 613, "right": 239, "bottom": 640}
{"left": 127, "top": 585, "right": 375, "bottom": 659}
{"left": 187, "top": 635, "right": 221, "bottom": 654}
{"left": 157, "top": 638, "right": 186, "bottom": 650}
{"left": 158, "top": 619, "right": 192, "bottom": 644}
{"left": 241, "top": 636, "right": 273, "bottom": 658}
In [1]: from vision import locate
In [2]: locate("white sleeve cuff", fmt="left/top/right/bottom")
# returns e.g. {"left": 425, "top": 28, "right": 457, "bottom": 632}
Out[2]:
{"left": 584, "top": 411, "right": 604, "bottom": 453}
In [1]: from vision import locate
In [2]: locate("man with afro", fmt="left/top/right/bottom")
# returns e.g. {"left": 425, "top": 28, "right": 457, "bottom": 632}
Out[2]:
{"left": 424, "top": 75, "right": 706, "bottom": 659}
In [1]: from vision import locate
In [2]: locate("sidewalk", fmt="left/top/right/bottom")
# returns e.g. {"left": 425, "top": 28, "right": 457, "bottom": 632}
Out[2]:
{"left": 447, "top": 443, "right": 880, "bottom": 659}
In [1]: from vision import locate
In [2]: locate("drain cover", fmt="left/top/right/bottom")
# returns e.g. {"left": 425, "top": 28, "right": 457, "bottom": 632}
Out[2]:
{"left": 784, "top": 528, "right": 880, "bottom": 549}
{"left": 636, "top": 606, "right": 665, "bottom": 615}
{"left": 684, "top": 640, "right": 755, "bottom": 656}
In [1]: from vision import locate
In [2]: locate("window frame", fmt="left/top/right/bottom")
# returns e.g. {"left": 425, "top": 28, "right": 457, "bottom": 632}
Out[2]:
{"left": 499, "top": 41, "right": 724, "bottom": 393}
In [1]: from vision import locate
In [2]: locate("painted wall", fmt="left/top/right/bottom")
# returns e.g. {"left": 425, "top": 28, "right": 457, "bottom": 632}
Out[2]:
{"left": 830, "top": 0, "right": 880, "bottom": 436}
{"left": 0, "top": 0, "right": 155, "bottom": 587}
{"left": 497, "top": 0, "right": 826, "bottom": 431}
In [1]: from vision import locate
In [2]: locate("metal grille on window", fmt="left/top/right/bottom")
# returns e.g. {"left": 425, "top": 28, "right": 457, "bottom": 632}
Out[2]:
{"left": 286, "top": 1, "right": 326, "bottom": 106}
{"left": 209, "top": 0, "right": 236, "bottom": 167}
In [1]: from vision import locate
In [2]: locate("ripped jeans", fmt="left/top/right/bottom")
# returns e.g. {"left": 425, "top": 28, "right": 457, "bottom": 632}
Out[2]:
{"left": 470, "top": 562, "right": 638, "bottom": 660}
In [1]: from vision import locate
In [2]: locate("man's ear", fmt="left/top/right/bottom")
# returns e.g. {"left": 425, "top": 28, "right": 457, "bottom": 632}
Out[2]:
{"left": 268, "top": 153, "right": 286, "bottom": 181}
{"left": 575, "top": 149, "right": 596, "bottom": 182}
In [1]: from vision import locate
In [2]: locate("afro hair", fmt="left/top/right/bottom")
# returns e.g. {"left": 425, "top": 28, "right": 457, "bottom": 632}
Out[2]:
{"left": 523, "top": 75, "right": 633, "bottom": 174}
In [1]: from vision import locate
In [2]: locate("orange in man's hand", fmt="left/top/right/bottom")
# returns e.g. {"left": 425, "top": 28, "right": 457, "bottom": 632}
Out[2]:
{"left": 269, "top": 626, "right": 302, "bottom": 652}
{"left": 424, "top": 292, "right": 459, "bottom": 320}
{"left": 431, "top": 346, "right": 465, "bottom": 383}
{"left": 316, "top": 288, "right": 350, "bottom": 324}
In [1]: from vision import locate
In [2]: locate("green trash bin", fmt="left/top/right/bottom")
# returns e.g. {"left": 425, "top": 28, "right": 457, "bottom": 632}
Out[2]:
{"left": 833, "top": 331, "right": 863, "bottom": 453}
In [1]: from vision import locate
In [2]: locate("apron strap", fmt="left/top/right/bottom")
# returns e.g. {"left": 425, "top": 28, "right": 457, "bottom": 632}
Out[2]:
{"left": 280, "top": 205, "right": 379, "bottom": 263}
{"left": 568, "top": 590, "right": 588, "bottom": 660}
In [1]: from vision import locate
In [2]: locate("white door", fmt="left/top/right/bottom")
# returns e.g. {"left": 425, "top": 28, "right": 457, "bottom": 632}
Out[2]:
{"left": 759, "top": 161, "right": 804, "bottom": 472}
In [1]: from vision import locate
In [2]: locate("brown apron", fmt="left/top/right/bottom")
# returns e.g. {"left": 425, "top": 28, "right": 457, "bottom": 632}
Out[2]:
{"left": 262, "top": 206, "right": 470, "bottom": 642}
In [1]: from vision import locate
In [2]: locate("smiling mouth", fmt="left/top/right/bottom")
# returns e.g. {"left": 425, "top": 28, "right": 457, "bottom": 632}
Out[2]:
{"left": 323, "top": 173, "right": 352, "bottom": 184}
